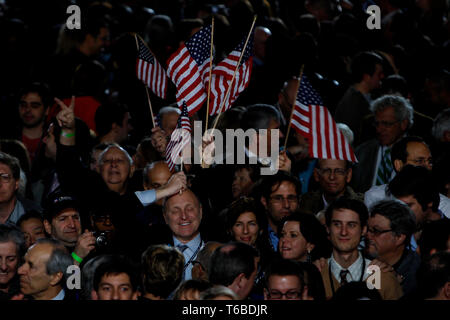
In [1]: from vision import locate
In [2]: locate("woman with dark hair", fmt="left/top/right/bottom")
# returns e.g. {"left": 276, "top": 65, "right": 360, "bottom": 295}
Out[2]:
{"left": 278, "top": 212, "right": 331, "bottom": 263}
{"left": 223, "top": 197, "right": 275, "bottom": 299}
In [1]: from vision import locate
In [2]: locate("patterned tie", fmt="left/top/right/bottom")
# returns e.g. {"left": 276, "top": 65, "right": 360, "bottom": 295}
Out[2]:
{"left": 340, "top": 269, "right": 349, "bottom": 285}
{"left": 376, "top": 148, "right": 393, "bottom": 185}
{"left": 177, "top": 244, "right": 189, "bottom": 253}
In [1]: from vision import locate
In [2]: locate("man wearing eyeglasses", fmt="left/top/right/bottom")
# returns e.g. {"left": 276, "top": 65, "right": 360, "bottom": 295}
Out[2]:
{"left": 351, "top": 95, "right": 414, "bottom": 193}
{"left": 0, "top": 152, "right": 41, "bottom": 225}
{"left": 260, "top": 171, "right": 301, "bottom": 252}
{"left": 364, "top": 136, "right": 450, "bottom": 218}
{"left": 299, "top": 159, "right": 363, "bottom": 216}
{"left": 264, "top": 259, "right": 306, "bottom": 300}
{"left": 365, "top": 200, "right": 420, "bottom": 297}
{"left": 320, "top": 197, "right": 403, "bottom": 300}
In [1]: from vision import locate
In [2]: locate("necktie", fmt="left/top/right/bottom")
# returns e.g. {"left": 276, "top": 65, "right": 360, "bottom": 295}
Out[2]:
{"left": 177, "top": 244, "right": 189, "bottom": 253}
{"left": 340, "top": 269, "right": 349, "bottom": 285}
{"left": 376, "top": 148, "right": 392, "bottom": 185}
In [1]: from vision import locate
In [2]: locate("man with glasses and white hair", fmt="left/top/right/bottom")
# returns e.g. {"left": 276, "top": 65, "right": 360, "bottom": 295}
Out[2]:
{"left": 299, "top": 158, "right": 363, "bottom": 217}
{"left": 351, "top": 94, "right": 414, "bottom": 193}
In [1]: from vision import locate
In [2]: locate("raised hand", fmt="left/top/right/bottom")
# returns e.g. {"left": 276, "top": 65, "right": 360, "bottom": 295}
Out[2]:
{"left": 55, "top": 96, "right": 75, "bottom": 130}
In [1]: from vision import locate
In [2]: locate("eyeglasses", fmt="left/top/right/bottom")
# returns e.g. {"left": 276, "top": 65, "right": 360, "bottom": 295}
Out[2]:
{"left": 267, "top": 290, "right": 301, "bottom": 300}
{"left": 270, "top": 195, "right": 298, "bottom": 204}
{"left": 317, "top": 168, "right": 347, "bottom": 177}
{"left": 372, "top": 120, "right": 400, "bottom": 128}
{"left": 367, "top": 227, "right": 393, "bottom": 236}
{"left": 101, "top": 158, "right": 127, "bottom": 165}
{"left": 408, "top": 157, "right": 433, "bottom": 167}
{"left": 0, "top": 173, "right": 12, "bottom": 183}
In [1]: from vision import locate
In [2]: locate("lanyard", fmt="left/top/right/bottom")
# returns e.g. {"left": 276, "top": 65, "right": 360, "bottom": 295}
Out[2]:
{"left": 329, "top": 256, "right": 366, "bottom": 296}
{"left": 182, "top": 240, "right": 203, "bottom": 273}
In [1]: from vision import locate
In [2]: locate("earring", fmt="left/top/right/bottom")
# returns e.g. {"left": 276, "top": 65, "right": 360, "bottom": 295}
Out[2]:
{"left": 306, "top": 249, "right": 312, "bottom": 263}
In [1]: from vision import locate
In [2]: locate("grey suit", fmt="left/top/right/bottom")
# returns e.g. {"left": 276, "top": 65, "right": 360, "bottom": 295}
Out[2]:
{"left": 351, "top": 139, "right": 380, "bottom": 193}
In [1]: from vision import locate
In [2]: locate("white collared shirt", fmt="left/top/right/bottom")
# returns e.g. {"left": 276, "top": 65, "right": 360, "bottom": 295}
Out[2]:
{"left": 329, "top": 252, "right": 371, "bottom": 283}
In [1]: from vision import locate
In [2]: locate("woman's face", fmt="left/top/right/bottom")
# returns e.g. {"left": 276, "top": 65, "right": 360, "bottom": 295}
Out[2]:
{"left": 279, "top": 221, "right": 314, "bottom": 262}
{"left": 231, "top": 211, "right": 260, "bottom": 246}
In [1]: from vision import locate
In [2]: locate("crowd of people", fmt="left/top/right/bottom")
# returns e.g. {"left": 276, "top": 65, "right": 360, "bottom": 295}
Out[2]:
{"left": 0, "top": 0, "right": 449, "bottom": 301}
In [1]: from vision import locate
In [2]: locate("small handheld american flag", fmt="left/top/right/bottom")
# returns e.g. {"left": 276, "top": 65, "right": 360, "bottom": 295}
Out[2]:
{"left": 291, "top": 75, "right": 357, "bottom": 162}
{"left": 136, "top": 36, "right": 168, "bottom": 99}
{"left": 165, "top": 101, "right": 192, "bottom": 172}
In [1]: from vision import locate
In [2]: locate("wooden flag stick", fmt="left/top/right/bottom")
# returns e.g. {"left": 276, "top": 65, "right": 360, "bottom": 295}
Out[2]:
{"left": 204, "top": 17, "right": 215, "bottom": 133}
{"left": 210, "top": 15, "right": 257, "bottom": 133}
{"left": 283, "top": 65, "right": 305, "bottom": 151}
{"left": 134, "top": 33, "right": 156, "bottom": 128}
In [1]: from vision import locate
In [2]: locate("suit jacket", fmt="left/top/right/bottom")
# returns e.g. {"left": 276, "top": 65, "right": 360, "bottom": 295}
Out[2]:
{"left": 299, "top": 186, "right": 364, "bottom": 216}
{"left": 334, "top": 86, "right": 371, "bottom": 146}
{"left": 320, "top": 259, "right": 404, "bottom": 300}
{"left": 351, "top": 139, "right": 380, "bottom": 193}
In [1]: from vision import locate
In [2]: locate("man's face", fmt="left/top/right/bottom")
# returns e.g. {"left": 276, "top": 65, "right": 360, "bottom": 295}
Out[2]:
{"left": 366, "top": 214, "right": 399, "bottom": 259}
{"left": 403, "top": 141, "right": 433, "bottom": 170}
{"left": 161, "top": 112, "right": 179, "bottom": 137}
{"left": 396, "top": 195, "right": 427, "bottom": 226}
{"left": 164, "top": 190, "right": 202, "bottom": 243}
{"left": 144, "top": 163, "right": 172, "bottom": 205}
{"left": 89, "top": 27, "right": 110, "bottom": 56}
{"left": 367, "top": 64, "right": 384, "bottom": 91}
{"left": 0, "top": 163, "right": 19, "bottom": 204}
{"left": 232, "top": 168, "right": 253, "bottom": 199}
{"left": 93, "top": 272, "right": 137, "bottom": 300}
{"left": 99, "top": 148, "right": 133, "bottom": 187}
{"left": 18, "top": 243, "right": 55, "bottom": 298}
{"left": 314, "top": 159, "right": 351, "bottom": 197}
{"left": 374, "top": 106, "right": 407, "bottom": 146}
{"left": 264, "top": 275, "right": 302, "bottom": 300}
{"left": 18, "top": 92, "right": 48, "bottom": 128}
{"left": 20, "top": 218, "right": 46, "bottom": 249}
{"left": 0, "top": 241, "right": 19, "bottom": 287}
{"left": 328, "top": 209, "right": 366, "bottom": 254}
{"left": 45, "top": 209, "right": 82, "bottom": 247}
{"left": 262, "top": 181, "right": 298, "bottom": 226}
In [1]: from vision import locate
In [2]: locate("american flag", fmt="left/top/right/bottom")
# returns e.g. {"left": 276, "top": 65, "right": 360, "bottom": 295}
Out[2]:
{"left": 292, "top": 75, "right": 357, "bottom": 162}
{"left": 165, "top": 101, "right": 192, "bottom": 172}
{"left": 136, "top": 36, "right": 168, "bottom": 99}
{"left": 166, "top": 25, "right": 212, "bottom": 116}
{"left": 207, "top": 33, "right": 253, "bottom": 116}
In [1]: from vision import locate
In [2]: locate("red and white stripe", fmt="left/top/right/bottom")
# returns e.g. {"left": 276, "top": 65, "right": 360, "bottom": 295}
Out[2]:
{"left": 292, "top": 102, "right": 357, "bottom": 162}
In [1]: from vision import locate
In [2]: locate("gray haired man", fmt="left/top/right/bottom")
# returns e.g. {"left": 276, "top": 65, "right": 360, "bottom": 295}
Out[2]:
{"left": 17, "top": 238, "right": 73, "bottom": 300}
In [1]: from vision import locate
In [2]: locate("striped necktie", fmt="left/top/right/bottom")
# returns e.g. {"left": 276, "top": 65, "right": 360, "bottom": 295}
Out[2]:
{"left": 376, "top": 148, "right": 392, "bottom": 185}
{"left": 340, "top": 269, "right": 350, "bottom": 285}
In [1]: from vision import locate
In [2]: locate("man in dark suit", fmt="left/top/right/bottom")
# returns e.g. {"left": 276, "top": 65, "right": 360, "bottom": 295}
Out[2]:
{"left": 351, "top": 95, "right": 413, "bottom": 193}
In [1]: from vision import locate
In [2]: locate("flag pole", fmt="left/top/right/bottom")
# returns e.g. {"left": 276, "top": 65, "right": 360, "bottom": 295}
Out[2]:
{"left": 283, "top": 65, "right": 305, "bottom": 151}
{"left": 201, "top": 18, "right": 215, "bottom": 168}
{"left": 134, "top": 33, "right": 156, "bottom": 128}
{"left": 204, "top": 17, "right": 215, "bottom": 133}
{"left": 210, "top": 15, "right": 257, "bottom": 133}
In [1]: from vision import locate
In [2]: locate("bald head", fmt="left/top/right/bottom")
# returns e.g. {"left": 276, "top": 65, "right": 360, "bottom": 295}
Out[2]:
{"left": 163, "top": 189, "right": 202, "bottom": 243}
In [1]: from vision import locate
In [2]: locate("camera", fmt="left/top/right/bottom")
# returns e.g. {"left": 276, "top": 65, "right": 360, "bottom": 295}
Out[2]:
{"left": 94, "top": 231, "right": 108, "bottom": 247}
